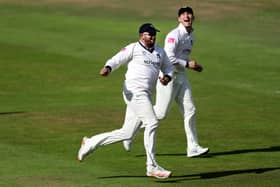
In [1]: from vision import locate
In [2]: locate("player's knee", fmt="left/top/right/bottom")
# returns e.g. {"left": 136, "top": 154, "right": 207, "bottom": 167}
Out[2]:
{"left": 145, "top": 121, "right": 158, "bottom": 131}
{"left": 150, "top": 119, "right": 159, "bottom": 127}
{"left": 156, "top": 111, "right": 168, "bottom": 120}
{"left": 123, "top": 131, "right": 135, "bottom": 140}
{"left": 184, "top": 105, "right": 196, "bottom": 117}
{"left": 142, "top": 119, "right": 158, "bottom": 129}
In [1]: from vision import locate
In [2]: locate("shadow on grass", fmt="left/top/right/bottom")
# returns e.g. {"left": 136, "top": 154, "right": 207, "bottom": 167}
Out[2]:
{"left": 156, "top": 167, "right": 280, "bottom": 183}
{"left": 98, "top": 167, "right": 280, "bottom": 182}
{"left": 205, "top": 146, "right": 280, "bottom": 157}
{"left": 134, "top": 146, "right": 280, "bottom": 158}
{"left": 0, "top": 111, "right": 25, "bottom": 116}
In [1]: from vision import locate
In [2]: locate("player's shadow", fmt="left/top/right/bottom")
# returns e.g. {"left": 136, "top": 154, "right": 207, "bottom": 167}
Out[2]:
{"left": 0, "top": 111, "right": 25, "bottom": 116}
{"left": 98, "top": 147, "right": 280, "bottom": 181}
{"left": 135, "top": 146, "right": 280, "bottom": 158}
{"left": 205, "top": 146, "right": 280, "bottom": 158}
{"left": 156, "top": 167, "right": 280, "bottom": 183}
{"left": 98, "top": 167, "right": 280, "bottom": 182}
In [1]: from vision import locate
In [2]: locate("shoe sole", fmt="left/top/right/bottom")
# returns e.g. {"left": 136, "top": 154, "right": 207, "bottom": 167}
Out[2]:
{"left": 123, "top": 142, "right": 131, "bottom": 152}
{"left": 147, "top": 172, "right": 172, "bottom": 179}
{"left": 188, "top": 148, "right": 210, "bottom": 158}
{"left": 124, "top": 148, "right": 131, "bottom": 152}
{"left": 78, "top": 150, "right": 91, "bottom": 162}
{"left": 77, "top": 137, "right": 87, "bottom": 162}
{"left": 77, "top": 157, "right": 82, "bottom": 162}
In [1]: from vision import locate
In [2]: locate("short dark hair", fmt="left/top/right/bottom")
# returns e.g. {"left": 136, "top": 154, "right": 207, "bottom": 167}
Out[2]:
{"left": 178, "top": 6, "right": 194, "bottom": 17}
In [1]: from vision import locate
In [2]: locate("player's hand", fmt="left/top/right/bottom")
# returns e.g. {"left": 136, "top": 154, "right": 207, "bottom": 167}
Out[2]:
{"left": 159, "top": 75, "right": 171, "bottom": 86}
{"left": 188, "top": 60, "right": 203, "bottom": 72}
{"left": 100, "top": 67, "right": 111, "bottom": 76}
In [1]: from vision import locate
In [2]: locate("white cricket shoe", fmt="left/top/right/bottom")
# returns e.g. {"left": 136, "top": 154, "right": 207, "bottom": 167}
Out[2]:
{"left": 146, "top": 165, "right": 172, "bottom": 179}
{"left": 123, "top": 140, "right": 132, "bottom": 151}
{"left": 187, "top": 145, "right": 209, "bottom": 158}
{"left": 77, "top": 136, "right": 93, "bottom": 162}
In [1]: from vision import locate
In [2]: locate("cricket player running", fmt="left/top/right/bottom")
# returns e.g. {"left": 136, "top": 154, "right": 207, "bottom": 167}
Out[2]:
{"left": 123, "top": 6, "right": 209, "bottom": 157}
{"left": 77, "top": 23, "right": 174, "bottom": 179}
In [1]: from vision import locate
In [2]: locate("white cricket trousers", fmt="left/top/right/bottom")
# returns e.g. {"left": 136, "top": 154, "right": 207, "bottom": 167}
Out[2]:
{"left": 86, "top": 91, "right": 159, "bottom": 167}
{"left": 154, "top": 73, "right": 199, "bottom": 149}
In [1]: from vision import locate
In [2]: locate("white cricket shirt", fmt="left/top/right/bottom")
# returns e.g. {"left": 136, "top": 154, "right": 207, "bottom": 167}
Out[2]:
{"left": 164, "top": 23, "right": 194, "bottom": 74}
{"left": 105, "top": 41, "right": 174, "bottom": 95}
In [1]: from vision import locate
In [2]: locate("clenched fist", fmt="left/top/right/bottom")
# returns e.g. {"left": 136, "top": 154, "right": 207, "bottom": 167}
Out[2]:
{"left": 188, "top": 60, "right": 203, "bottom": 72}
{"left": 100, "top": 66, "right": 111, "bottom": 76}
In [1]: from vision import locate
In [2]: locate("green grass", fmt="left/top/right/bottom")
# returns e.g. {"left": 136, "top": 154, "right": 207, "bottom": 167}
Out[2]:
{"left": 0, "top": 0, "right": 279, "bottom": 186}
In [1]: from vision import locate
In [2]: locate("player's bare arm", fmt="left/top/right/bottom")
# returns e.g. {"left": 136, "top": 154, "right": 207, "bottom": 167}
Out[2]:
{"left": 188, "top": 60, "right": 203, "bottom": 72}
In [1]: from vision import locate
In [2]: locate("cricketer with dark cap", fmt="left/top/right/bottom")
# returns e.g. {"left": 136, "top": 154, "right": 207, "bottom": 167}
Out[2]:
{"left": 78, "top": 23, "right": 174, "bottom": 179}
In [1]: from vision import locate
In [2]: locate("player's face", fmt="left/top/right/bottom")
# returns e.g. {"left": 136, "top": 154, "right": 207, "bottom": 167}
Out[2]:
{"left": 142, "top": 33, "right": 156, "bottom": 48}
{"left": 178, "top": 12, "right": 194, "bottom": 28}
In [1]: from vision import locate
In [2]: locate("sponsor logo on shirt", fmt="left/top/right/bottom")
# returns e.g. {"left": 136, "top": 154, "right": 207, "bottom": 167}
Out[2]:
{"left": 156, "top": 53, "right": 161, "bottom": 59}
{"left": 144, "top": 60, "right": 160, "bottom": 68}
{"left": 167, "top": 37, "right": 175, "bottom": 43}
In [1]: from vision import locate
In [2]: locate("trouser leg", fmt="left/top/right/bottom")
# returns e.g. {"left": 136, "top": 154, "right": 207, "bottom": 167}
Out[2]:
{"left": 124, "top": 92, "right": 159, "bottom": 167}
{"left": 121, "top": 105, "right": 142, "bottom": 142}
{"left": 86, "top": 106, "right": 142, "bottom": 149}
{"left": 175, "top": 78, "right": 199, "bottom": 150}
{"left": 144, "top": 121, "right": 158, "bottom": 166}
{"left": 154, "top": 78, "right": 177, "bottom": 120}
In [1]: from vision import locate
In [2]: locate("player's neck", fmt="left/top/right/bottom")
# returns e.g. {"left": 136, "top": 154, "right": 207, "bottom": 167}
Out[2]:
{"left": 186, "top": 26, "right": 193, "bottom": 33}
{"left": 139, "top": 40, "right": 154, "bottom": 52}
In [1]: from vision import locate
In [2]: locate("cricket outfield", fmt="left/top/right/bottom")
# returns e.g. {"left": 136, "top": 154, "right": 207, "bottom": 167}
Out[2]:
{"left": 0, "top": 0, "right": 279, "bottom": 186}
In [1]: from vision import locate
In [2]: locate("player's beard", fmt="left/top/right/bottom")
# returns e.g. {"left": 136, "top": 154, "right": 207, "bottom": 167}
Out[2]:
{"left": 145, "top": 38, "right": 156, "bottom": 48}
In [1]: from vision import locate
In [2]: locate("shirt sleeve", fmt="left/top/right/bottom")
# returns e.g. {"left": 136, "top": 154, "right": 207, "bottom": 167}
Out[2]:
{"left": 164, "top": 33, "right": 188, "bottom": 68}
{"left": 104, "top": 43, "right": 135, "bottom": 72}
{"left": 160, "top": 49, "right": 174, "bottom": 78}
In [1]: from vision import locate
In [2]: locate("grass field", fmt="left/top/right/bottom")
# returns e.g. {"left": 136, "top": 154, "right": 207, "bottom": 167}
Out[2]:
{"left": 0, "top": 0, "right": 279, "bottom": 186}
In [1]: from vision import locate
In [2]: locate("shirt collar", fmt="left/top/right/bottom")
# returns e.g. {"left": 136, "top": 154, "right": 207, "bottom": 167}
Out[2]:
{"left": 138, "top": 40, "right": 154, "bottom": 53}
{"left": 178, "top": 23, "right": 193, "bottom": 34}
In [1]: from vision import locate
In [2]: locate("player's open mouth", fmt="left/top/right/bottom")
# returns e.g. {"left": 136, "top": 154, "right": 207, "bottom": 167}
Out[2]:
{"left": 184, "top": 19, "right": 190, "bottom": 23}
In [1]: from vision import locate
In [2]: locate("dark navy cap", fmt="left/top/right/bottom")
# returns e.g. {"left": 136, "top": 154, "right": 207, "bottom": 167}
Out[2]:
{"left": 139, "top": 23, "right": 160, "bottom": 36}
